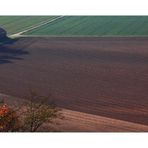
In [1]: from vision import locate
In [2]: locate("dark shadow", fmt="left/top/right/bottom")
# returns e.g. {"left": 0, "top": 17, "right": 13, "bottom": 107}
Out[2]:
{"left": 0, "top": 27, "right": 19, "bottom": 45}
{"left": 0, "top": 27, "right": 29, "bottom": 64}
{"left": 0, "top": 44, "right": 29, "bottom": 64}
{"left": 0, "top": 37, "right": 19, "bottom": 45}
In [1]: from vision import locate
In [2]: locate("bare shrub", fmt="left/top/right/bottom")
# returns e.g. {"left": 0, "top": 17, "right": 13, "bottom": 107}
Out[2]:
{"left": 0, "top": 91, "right": 62, "bottom": 132}
{"left": 21, "top": 91, "right": 61, "bottom": 132}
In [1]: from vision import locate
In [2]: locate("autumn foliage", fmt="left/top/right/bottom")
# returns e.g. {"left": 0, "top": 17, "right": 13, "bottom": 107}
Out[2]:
{"left": 0, "top": 104, "right": 19, "bottom": 132}
{"left": 0, "top": 92, "right": 61, "bottom": 132}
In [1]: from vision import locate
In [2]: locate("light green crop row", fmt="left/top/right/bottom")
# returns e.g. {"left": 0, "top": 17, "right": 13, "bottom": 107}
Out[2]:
{"left": 24, "top": 16, "right": 148, "bottom": 36}
{"left": 1, "top": 16, "right": 148, "bottom": 36}
{"left": 0, "top": 16, "right": 56, "bottom": 35}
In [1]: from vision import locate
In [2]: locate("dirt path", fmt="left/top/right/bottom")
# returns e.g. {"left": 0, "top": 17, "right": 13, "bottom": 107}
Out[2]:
{"left": 52, "top": 109, "right": 148, "bottom": 132}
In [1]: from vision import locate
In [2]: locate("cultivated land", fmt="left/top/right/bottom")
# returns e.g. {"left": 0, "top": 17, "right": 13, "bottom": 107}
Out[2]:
{"left": 1, "top": 16, "right": 148, "bottom": 131}
{"left": 0, "top": 37, "right": 148, "bottom": 131}
{"left": 0, "top": 16, "right": 56, "bottom": 35}
{"left": 23, "top": 16, "right": 148, "bottom": 36}
{"left": 2, "top": 93, "right": 148, "bottom": 132}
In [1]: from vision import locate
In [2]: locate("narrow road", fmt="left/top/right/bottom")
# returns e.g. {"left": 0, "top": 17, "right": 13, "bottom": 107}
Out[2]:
{"left": 10, "top": 16, "right": 64, "bottom": 37}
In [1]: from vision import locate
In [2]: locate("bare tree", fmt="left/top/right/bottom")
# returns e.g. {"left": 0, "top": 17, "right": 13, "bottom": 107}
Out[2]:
{"left": 21, "top": 91, "right": 61, "bottom": 132}
{"left": 0, "top": 91, "right": 62, "bottom": 132}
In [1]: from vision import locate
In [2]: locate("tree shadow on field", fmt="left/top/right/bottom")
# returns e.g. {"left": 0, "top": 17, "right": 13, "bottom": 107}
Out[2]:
{"left": 0, "top": 45, "right": 29, "bottom": 64}
{"left": 0, "top": 28, "right": 29, "bottom": 64}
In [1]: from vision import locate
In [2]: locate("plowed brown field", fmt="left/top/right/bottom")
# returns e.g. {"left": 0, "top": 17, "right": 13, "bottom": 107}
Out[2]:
{"left": 0, "top": 37, "right": 148, "bottom": 128}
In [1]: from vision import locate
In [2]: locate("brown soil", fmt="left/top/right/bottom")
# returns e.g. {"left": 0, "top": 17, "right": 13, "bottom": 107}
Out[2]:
{"left": 50, "top": 109, "right": 148, "bottom": 132}
{"left": 1, "top": 93, "right": 148, "bottom": 132}
{"left": 0, "top": 37, "right": 148, "bottom": 128}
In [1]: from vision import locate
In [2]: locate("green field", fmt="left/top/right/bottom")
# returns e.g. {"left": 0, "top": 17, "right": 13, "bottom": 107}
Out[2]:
{"left": 0, "top": 16, "right": 56, "bottom": 35}
{"left": 24, "top": 16, "right": 148, "bottom": 36}
{"left": 1, "top": 16, "right": 148, "bottom": 36}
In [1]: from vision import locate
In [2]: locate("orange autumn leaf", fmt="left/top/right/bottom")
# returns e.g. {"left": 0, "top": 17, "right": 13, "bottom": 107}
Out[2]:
{"left": 0, "top": 104, "right": 9, "bottom": 117}
{"left": 0, "top": 104, "right": 19, "bottom": 131}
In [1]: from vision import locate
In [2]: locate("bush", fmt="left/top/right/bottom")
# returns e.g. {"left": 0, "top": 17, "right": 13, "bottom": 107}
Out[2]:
{"left": 0, "top": 104, "right": 20, "bottom": 132}
{"left": 0, "top": 92, "right": 61, "bottom": 132}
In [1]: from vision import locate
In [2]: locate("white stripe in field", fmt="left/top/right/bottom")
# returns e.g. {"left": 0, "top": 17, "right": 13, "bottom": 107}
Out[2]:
{"left": 10, "top": 16, "right": 65, "bottom": 38}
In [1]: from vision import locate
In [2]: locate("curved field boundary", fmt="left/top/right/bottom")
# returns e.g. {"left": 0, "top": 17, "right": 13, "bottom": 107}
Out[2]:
{"left": 10, "top": 16, "right": 65, "bottom": 38}
{"left": 59, "top": 109, "right": 148, "bottom": 132}
{"left": 1, "top": 92, "right": 148, "bottom": 132}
